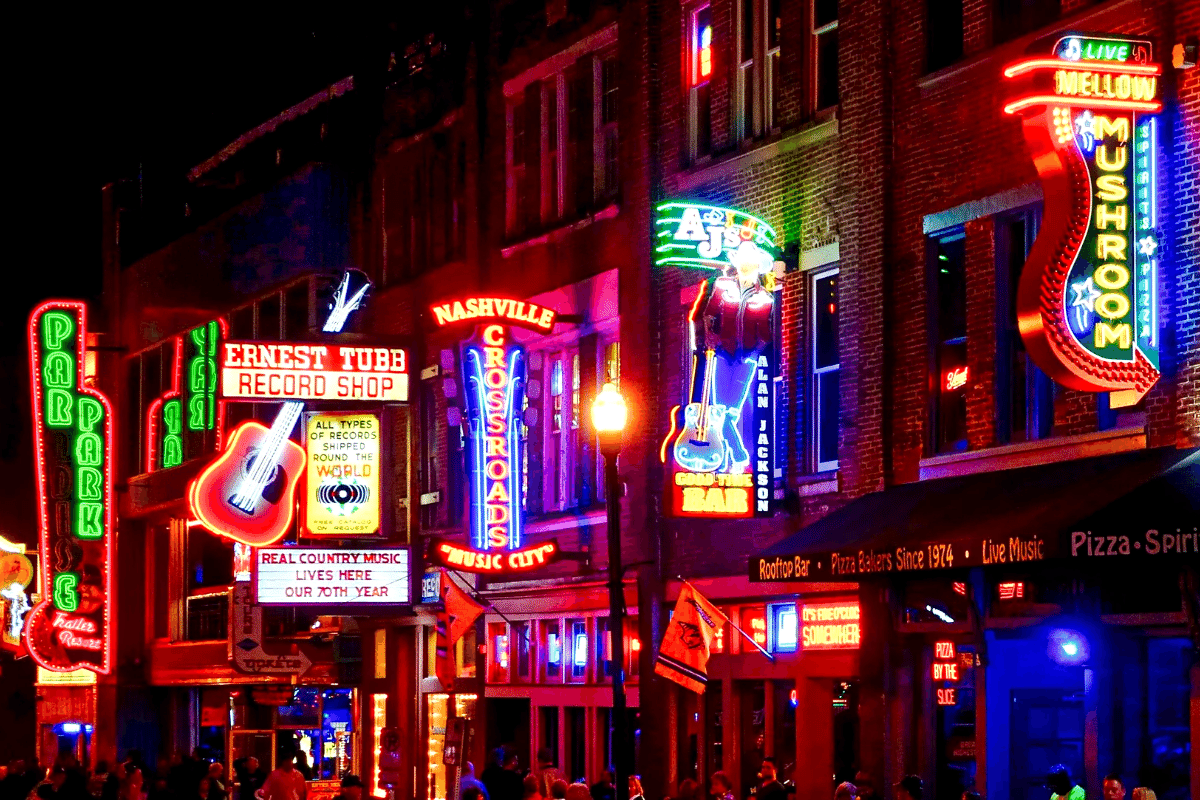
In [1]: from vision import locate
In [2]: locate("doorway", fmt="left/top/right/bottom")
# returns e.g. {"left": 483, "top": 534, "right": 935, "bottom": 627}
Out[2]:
{"left": 1009, "top": 688, "right": 1084, "bottom": 800}
{"left": 486, "top": 698, "right": 531, "bottom": 772}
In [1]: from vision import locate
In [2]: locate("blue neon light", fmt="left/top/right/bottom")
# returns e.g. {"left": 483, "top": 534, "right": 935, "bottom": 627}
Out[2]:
{"left": 59, "top": 723, "right": 81, "bottom": 734}
{"left": 573, "top": 632, "right": 588, "bottom": 667}
{"left": 464, "top": 348, "right": 488, "bottom": 549}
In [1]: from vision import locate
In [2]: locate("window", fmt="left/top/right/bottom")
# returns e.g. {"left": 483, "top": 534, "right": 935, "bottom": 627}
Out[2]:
{"left": 812, "top": 268, "right": 840, "bottom": 471}
{"left": 766, "top": 0, "right": 781, "bottom": 130}
{"left": 688, "top": 4, "right": 714, "bottom": 161}
{"left": 544, "top": 620, "right": 563, "bottom": 681}
{"left": 769, "top": 603, "right": 798, "bottom": 653}
{"left": 737, "top": 0, "right": 783, "bottom": 141}
{"left": 420, "top": 381, "right": 440, "bottom": 529}
{"left": 992, "top": 0, "right": 1059, "bottom": 46}
{"left": 739, "top": 606, "right": 769, "bottom": 653}
{"left": 514, "top": 621, "right": 532, "bottom": 680}
{"left": 542, "top": 76, "right": 566, "bottom": 224}
{"left": 926, "top": 0, "right": 964, "bottom": 72}
{"left": 506, "top": 98, "right": 528, "bottom": 237}
{"left": 595, "top": 51, "right": 620, "bottom": 199}
{"left": 489, "top": 622, "right": 511, "bottom": 683}
{"left": 569, "top": 618, "right": 588, "bottom": 681}
{"left": 738, "top": 0, "right": 757, "bottom": 141}
{"left": 545, "top": 349, "right": 579, "bottom": 511}
{"left": 996, "top": 209, "right": 1054, "bottom": 444}
{"left": 929, "top": 230, "right": 968, "bottom": 454}
{"left": 596, "top": 617, "right": 612, "bottom": 680}
{"left": 813, "top": 0, "right": 838, "bottom": 109}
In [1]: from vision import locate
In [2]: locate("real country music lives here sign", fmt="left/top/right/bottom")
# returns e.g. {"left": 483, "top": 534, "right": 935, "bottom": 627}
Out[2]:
{"left": 255, "top": 547, "right": 410, "bottom": 605}
{"left": 25, "top": 302, "right": 114, "bottom": 674}
{"left": 304, "top": 412, "right": 381, "bottom": 536}
{"left": 749, "top": 526, "right": 1200, "bottom": 581}
{"left": 1003, "top": 34, "right": 1162, "bottom": 407}
{"left": 221, "top": 341, "right": 409, "bottom": 402}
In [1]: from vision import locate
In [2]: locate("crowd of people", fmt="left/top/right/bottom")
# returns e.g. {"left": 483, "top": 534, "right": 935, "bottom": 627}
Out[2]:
{"left": 0, "top": 749, "right": 366, "bottom": 800}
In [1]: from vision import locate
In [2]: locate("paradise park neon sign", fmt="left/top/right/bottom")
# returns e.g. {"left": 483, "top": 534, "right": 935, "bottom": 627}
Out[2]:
{"left": 1003, "top": 34, "right": 1162, "bottom": 407}
{"left": 26, "top": 302, "right": 114, "bottom": 674}
{"left": 432, "top": 297, "right": 559, "bottom": 556}
{"left": 146, "top": 318, "right": 227, "bottom": 471}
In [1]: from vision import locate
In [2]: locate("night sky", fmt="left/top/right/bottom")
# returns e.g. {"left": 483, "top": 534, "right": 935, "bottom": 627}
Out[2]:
{"left": 3, "top": 8, "right": 395, "bottom": 544}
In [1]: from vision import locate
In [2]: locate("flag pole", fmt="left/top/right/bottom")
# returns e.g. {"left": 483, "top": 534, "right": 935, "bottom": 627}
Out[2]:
{"left": 677, "top": 577, "right": 775, "bottom": 663}
{"left": 443, "top": 569, "right": 530, "bottom": 645}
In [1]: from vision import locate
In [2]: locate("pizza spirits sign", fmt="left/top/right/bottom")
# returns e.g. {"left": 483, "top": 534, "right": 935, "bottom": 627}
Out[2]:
{"left": 26, "top": 302, "right": 114, "bottom": 674}
{"left": 657, "top": 202, "right": 780, "bottom": 518}
{"left": 1003, "top": 34, "right": 1162, "bottom": 407}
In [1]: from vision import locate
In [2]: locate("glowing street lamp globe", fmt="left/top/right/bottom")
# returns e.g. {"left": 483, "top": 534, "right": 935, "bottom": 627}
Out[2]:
{"left": 592, "top": 382, "right": 626, "bottom": 455}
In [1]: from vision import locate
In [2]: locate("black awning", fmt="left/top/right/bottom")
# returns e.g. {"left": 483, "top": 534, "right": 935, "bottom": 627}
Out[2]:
{"left": 749, "top": 446, "right": 1198, "bottom": 581}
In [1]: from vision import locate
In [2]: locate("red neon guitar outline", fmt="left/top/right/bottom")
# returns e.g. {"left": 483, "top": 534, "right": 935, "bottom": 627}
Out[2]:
{"left": 189, "top": 272, "right": 370, "bottom": 547}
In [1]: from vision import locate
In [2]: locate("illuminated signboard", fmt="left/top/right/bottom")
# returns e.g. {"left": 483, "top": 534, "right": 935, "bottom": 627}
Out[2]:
{"left": 658, "top": 203, "right": 779, "bottom": 518}
{"left": 25, "top": 301, "right": 114, "bottom": 674}
{"left": 221, "top": 342, "right": 408, "bottom": 402}
{"left": 255, "top": 547, "right": 410, "bottom": 605}
{"left": 432, "top": 298, "right": 562, "bottom": 558}
{"left": 0, "top": 545, "right": 33, "bottom": 654}
{"left": 147, "top": 319, "right": 227, "bottom": 471}
{"left": 428, "top": 538, "right": 560, "bottom": 575}
{"left": 800, "top": 601, "right": 861, "bottom": 650}
{"left": 304, "top": 412, "right": 381, "bottom": 536}
{"left": 1003, "top": 34, "right": 1162, "bottom": 407}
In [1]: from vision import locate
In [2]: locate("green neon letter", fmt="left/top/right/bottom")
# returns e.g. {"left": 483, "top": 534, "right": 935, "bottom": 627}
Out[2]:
{"left": 42, "top": 312, "right": 75, "bottom": 351}
{"left": 53, "top": 572, "right": 79, "bottom": 611}
{"left": 163, "top": 399, "right": 181, "bottom": 434}
{"left": 77, "top": 467, "right": 103, "bottom": 501}
{"left": 43, "top": 351, "right": 75, "bottom": 389}
{"left": 76, "top": 396, "right": 103, "bottom": 433}
{"left": 46, "top": 389, "right": 73, "bottom": 428}
{"left": 75, "top": 431, "right": 103, "bottom": 466}
{"left": 77, "top": 502, "right": 104, "bottom": 539}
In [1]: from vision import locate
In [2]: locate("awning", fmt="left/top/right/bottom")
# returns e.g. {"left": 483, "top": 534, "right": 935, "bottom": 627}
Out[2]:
{"left": 749, "top": 446, "right": 1198, "bottom": 581}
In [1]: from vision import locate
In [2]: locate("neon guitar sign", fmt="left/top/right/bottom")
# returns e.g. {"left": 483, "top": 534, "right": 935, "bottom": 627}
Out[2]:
{"left": 189, "top": 272, "right": 371, "bottom": 547}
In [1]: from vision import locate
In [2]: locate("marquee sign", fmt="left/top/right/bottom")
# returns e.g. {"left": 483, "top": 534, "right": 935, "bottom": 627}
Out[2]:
{"left": 221, "top": 342, "right": 408, "bottom": 402}
{"left": 800, "top": 601, "right": 861, "bottom": 650}
{"left": 304, "top": 412, "right": 381, "bottom": 536}
{"left": 655, "top": 202, "right": 779, "bottom": 270}
{"left": 147, "top": 318, "right": 227, "bottom": 471}
{"left": 1003, "top": 34, "right": 1162, "bottom": 407}
{"left": 659, "top": 202, "right": 779, "bottom": 518}
{"left": 255, "top": 547, "right": 410, "bottom": 605}
{"left": 427, "top": 537, "right": 561, "bottom": 575}
{"left": 26, "top": 301, "right": 114, "bottom": 674}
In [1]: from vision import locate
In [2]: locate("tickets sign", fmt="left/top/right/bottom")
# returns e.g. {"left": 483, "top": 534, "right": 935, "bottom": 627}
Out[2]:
{"left": 255, "top": 547, "right": 410, "bottom": 605}
{"left": 221, "top": 342, "right": 409, "bottom": 402}
{"left": 304, "top": 412, "right": 381, "bottom": 536}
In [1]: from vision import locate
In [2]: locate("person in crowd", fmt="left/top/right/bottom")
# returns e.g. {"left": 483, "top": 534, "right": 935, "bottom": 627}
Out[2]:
{"left": 27, "top": 759, "right": 48, "bottom": 796}
{"left": 563, "top": 783, "right": 590, "bottom": 800}
{"left": 1046, "top": 766, "right": 1084, "bottom": 800}
{"left": 37, "top": 768, "right": 69, "bottom": 800}
{"left": 1103, "top": 774, "right": 1126, "bottom": 800}
{"left": 263, "top": 749, "right": 307, "bottom": 800}
{"left": 119, "top": 766, "right": 142, "bottom": 800}
{"left": 549, "top": 780, "right": 568, "bottom": 800}
{"left": 756, "top": 760, "right": 786, "bottom": 800}
{"left": 1130, "top": 789, "right": 1156, "bottom": 800}
{"left": 0, "top": 760, "right": 26, "bottom": 800}
{"left": 674, "top": 779, "right": 701, "bottom": 800}
{"left": 237, "top": 758, "right": 267, "bottom": 800}
{"left": 460, "top": 764, "right": 489, "bottom": 800}
{"left": 709, "top": 772, "right": 732, "bottom": 800}
{"left": 57, "top": 755, "right": 88, "bottom": 800}
{"left": 962, "top": 792, "right": 982, "bottom": 800}
{"left": 894, "top": 776, "right": 923, "bottom": 800}
{"left": 463, "top": 790, "right": 485, "bottom": 800}
{"left": 89, "top": 762, "right": 111, "bottom": 800}
{"left": 196, "top": 777, "right": 215, "bottom": 800}
{"left": 207, "top": 763, "right": 228, "bottom": 800}
{"left": 482, "top": 750, "right": 523, "bottom": 800}
{"left": 628, "top": 776, "right": 646, "bottom": 800}
{"left": 292, "top": 754, "right": 311, "bottom": 784}
{"left": 533, "top": 751, "right": 563, "bottom": 800}
{"left": 336, "top": 776, "right": 363, "bottom": 800}
{"left": 588, "top": 771, "right": 613, "bottom": 800}
{"left": 833, "top": 782, "right": 856, "bottom": 800}
{"left": 521, "top": 775, "right": 541, "bottom": 800}
{"left": 851, "top": 773, "right": 876, "bottom": 800}
{"left": 481, "top": 750, "right": 508, "bottom": 800}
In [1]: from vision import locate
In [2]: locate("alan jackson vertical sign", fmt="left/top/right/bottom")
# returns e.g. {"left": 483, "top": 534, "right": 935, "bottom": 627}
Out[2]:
{"left": 26, "top": 301, "right": 115, "bottom": 674}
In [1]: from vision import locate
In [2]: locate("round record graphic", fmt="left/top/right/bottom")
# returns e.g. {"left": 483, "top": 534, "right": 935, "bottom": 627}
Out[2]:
{"left": 318, "top": 480, "right": 370, "bottom": 516}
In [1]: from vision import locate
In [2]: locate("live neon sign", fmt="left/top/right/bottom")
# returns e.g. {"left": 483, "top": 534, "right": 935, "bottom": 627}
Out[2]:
{"left": 26, "top": 302, "right": 114, "bottom": 674}
{"left": 1003, "top": 34, "right": 1162, "bottom": 407}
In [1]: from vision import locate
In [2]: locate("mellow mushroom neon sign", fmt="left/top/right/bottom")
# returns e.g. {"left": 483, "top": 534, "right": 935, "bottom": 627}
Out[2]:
{"left": 1003, "top": 34, "right": 1162, "bottom": 407}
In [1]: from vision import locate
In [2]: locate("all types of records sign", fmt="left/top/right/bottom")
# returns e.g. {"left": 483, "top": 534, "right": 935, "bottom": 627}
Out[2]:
{"left": 304, "top": 411, "right": 381, "bottom": 536}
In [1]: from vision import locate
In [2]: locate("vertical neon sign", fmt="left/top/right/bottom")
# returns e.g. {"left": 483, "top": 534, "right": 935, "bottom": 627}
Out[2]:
{"left": 146, "top": 318, "right": 226, "bottom": 472}
{"left": 26, "top": 301, "right": 114, "bottom": 674}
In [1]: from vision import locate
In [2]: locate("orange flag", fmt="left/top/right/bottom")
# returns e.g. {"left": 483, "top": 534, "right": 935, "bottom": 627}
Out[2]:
{"left": 436, "top": 569, "right": 486, "bottom": 692}
{"left": 654, "top": 582, "right": 723, "bottom": 693}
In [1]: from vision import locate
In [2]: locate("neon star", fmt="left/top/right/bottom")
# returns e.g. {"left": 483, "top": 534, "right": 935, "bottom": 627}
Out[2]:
{"left": 1070, "top": 277, "right": 1102, "bottom": 330}
{"left": 1137, "top": 237, "right": 1157, "bottom": 256}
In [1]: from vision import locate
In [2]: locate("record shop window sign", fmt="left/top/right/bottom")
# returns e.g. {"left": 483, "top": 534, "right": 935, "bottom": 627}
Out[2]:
{"left": 432, "top": 297, "right": 558, "bottom": 556}
{"left": 26, "top": 302, "right": 114, "bottom": 674}
{"left": 1003, "top": 34, "right": 1162, "bottom": 408}
{"left": 656, "top": 202, "right": 780, "bottom": 518}
{"left": 305, "top": 412, "right": 381, "bottom": 536}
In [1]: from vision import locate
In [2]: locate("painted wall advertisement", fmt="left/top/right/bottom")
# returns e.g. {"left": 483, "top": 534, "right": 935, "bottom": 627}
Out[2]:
{"left": 304, "top": 412, "right": 381, "bottom": 536}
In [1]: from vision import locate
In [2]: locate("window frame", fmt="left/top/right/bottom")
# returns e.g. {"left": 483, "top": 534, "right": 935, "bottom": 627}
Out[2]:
{"left": 926, "top": 228, "right": 969, "bottom": 456}
{"left": 811, "top": 0, "right": 839, "bottom": 111}
{"left": 505, "top": 98, "right": 528, "bottom": 237}
{"left": 541, "top": 74, "right": 567, "bottom": 225}
{"left": 593, "top": 49, "right": 620, "bottom": 201}
{"left": 687, "top": 3, "right": 714, "bottom": 162}
{"left": 811, "top": 266, "right": 840, "bottom": 473}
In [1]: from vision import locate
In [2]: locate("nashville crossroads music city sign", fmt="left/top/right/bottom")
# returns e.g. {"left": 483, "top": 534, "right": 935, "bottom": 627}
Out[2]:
{"left": 220, "top": 341, "right": 409, "bottom": 402}
{"left": 1003, "top": 34, "right": 1162, "bottom": 407}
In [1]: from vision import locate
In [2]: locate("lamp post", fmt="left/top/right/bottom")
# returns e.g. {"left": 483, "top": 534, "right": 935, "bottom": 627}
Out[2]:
{"left": 592, "top": 382, "right": 629, "bottom": 800}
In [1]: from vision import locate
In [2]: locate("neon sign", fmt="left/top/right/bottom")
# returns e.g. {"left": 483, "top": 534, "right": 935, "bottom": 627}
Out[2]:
{"left": 944, "top": 366, "right": 968, "bottom": 391}
{"left": 1003, "top": 34, "right": 1162, "bottom": 407}
{"left": 660, "top": 202, "right": 778, "bottom": 518}
{"left": 655, "top": 202, "right": 779, "bottom": 270}
{"left": 428, "top": 538, "right": 560, "bottom": 574}
{"left": 800, "top": 601, "right": 861, "bottom": 650}
{"left": 146, "top": 319, "right": 227, "bottom": 471}
{"left": 26, "top": 301, "right": 114, "bottom": 674}
{"left": 932, "top": 640, "right": 962, "bottom": 705}
{"left": 221, "top": 342, "right": 408, "bottom": 402}
{"left": 0, "top": 549, "right": 33, "bottom": 653}
{"left": 304, "top": 412, "right": 381, "bottom": 536}
{"left": 431, "top": 297, "right": 557, "bottom": 332}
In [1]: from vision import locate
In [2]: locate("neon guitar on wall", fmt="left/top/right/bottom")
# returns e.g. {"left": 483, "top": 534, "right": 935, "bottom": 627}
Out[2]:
{"left": 188, "top": 271, "right": 371, "bottom": 547}
{"left": 673, "top": 349, "right": 726, "bottom": 472}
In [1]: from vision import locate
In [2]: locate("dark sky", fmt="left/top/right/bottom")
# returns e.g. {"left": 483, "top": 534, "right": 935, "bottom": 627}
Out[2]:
{"left": 2, "top": 7, "right": 396, "bottom": 543}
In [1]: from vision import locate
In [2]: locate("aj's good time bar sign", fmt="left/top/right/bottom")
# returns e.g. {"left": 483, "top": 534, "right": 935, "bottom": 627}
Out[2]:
{"left": 304, "top": 412, "right": 381, "bottom": 536}
{"left": 255, "top": 547, "right": 410, "bottom": 605}
{"left": 26, "top": 302, "right": 114, "bottom": 674}
{"left": 221, "top": 342, "right": 409, "bottom": 402}
{"left": 1003, "top": 34, "right": 1162, "bottom": 407}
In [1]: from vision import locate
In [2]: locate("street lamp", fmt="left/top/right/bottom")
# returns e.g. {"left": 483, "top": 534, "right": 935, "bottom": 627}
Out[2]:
{"left": 591, "top": 382, "right": 629, "bottom": 800}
